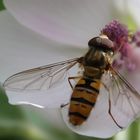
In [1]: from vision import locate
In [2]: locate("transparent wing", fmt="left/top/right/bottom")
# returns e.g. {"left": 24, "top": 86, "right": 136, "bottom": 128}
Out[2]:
{"left": 4, "top": 58, "right": 82, "bottom": 91}
{"left": 102, "top": 67, "right": 140, "bottom": 128}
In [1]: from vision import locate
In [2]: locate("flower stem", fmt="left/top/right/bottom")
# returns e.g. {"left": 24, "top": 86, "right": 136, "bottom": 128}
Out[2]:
{"left": 127, "top": 121, "right": 139, "bottom": 140}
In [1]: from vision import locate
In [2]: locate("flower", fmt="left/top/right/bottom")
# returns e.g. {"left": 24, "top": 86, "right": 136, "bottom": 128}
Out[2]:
{"left": 1, "top": 0, "right": 140, "bottom": 138}
{"left": 101, "top": 20, "right": 129, "bottom": 48}
{"left": 102, "top": 20, "right": 140, "bottom": 73}
{"left": 132, "top": 30, "right": 140, "bottom": 47}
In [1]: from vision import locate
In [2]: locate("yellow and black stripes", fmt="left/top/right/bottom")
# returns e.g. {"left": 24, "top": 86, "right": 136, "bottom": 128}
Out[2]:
{"left": 69, "top": 77, "right": 100, "bottom": 125}
{"left": 71, "top": 97, "right": 95, "bottom": 106}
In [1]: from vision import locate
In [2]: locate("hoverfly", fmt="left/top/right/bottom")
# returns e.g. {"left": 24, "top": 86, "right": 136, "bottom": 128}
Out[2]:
{"left": 3, "top": 35, "right": 140, "bottom": 129}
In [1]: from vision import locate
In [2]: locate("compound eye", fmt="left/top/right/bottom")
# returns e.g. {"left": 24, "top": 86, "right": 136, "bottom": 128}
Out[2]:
{"left": 88, "top": 36, "right": 114, "bottom": 50}
{"left": 101, "top": 37, "right": 114, "bottom": 49}
{"left": 88, "top": 37, "right": 100, "bottom": 48}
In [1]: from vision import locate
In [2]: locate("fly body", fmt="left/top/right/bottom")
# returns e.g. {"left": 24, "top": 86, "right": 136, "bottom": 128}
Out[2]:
{"left": 69, "top": 36, "right": 114, "bottom": 125}
{"left": 69, "top": 77, "right": 101, "bottom": 125}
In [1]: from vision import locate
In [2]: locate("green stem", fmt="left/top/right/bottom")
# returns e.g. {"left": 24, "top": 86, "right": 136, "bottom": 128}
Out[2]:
{"left": 127, "top": 121, "right": 139, "bottom": 140}
{"left": 0, "top": 0, "right": 5, "bottom": 11}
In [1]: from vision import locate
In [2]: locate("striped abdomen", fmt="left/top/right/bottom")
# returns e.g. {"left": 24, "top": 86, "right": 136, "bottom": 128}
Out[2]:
{"left": 69, "top": 77, "right": 101, "bottom": 125}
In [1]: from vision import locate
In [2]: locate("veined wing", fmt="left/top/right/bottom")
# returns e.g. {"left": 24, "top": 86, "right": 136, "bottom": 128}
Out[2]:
{"left": 102, "top": 67, "right": 140, "bottom": 128}
{"left": 4, "top": 57, "right": 82, "bottom": 91}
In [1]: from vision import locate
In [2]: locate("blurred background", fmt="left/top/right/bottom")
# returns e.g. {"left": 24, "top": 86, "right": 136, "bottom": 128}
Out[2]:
{"left": 0, "top": 0, "right": 140, "bottom": 140}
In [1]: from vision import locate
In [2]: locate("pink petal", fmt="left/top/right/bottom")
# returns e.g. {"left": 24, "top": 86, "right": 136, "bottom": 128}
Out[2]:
{"left": 4, "top": 0, "right": 113, "bottom": 47}
{"left": 125, "top": 47, "right": 140, "bottom": 92}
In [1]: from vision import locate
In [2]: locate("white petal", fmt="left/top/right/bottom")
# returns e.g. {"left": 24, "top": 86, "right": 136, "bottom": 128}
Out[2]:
{"left": 61, "top": 85, "right": 134, "bottom": 138}
{"left": 0, "top": 11, "right": 84, "bottom": 107}
{"left": 4, "top": 0, "right": 113, "bottom": 47}
{"left": 22, "top": 105, "right": 68, "bottom": 129}
{"left": 6, "top": 82, "right": 71, "bottom": 108}
{"left": 117, "top": 47, "right": 140, "bottom": 93}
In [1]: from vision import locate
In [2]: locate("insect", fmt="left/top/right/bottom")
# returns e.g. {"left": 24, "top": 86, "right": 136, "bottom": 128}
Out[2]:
{"left": 3, "top": 35, "right": 140, "bottom": 129}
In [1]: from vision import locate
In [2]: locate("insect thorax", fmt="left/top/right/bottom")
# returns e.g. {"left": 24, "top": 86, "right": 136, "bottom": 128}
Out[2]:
{"left": 83, "top": 46, "right": 111, "bottom": 78}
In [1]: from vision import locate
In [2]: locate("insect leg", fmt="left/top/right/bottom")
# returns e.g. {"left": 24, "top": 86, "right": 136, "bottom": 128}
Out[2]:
{"left": 61, "top": 103, "right": 69, "bottom": 108}
{"left": 61, "top": 76, "right": 81, "bottom": 108}
{"left": 102, "top": 82, "right": 123, "bottom": 129}
{"left": 68, "top": 76, "right": 81, "bottom": 90}
{"left": 108, "top": 94, "right": 123, "bottom": 129}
